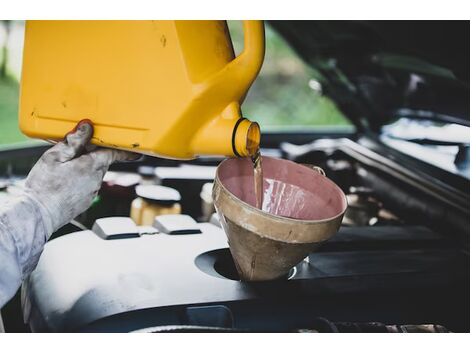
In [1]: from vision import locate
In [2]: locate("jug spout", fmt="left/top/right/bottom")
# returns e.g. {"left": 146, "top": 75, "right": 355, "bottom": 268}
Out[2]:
{"left": 190, "top": 104, "right": 260, "bottom": 158}
{"left": 233, "top": 118, "right": 261, "bottom": 157}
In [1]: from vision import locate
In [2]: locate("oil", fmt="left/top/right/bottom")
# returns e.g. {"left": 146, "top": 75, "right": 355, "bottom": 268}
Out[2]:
{"left": 251, "top": 148, "right": 263, "bottom": 209}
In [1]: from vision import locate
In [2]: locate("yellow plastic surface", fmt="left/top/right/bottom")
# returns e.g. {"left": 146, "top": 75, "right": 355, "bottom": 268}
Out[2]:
{"left": 19, "top": 20, "right": 265, "bottom": 159}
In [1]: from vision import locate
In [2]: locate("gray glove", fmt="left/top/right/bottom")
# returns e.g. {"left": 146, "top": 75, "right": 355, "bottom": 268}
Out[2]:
{"left": 0, "top": 121, "right": 139, "bottom": 306}
{"left": 25, "top": 121, "right": 138, "bottom": 234}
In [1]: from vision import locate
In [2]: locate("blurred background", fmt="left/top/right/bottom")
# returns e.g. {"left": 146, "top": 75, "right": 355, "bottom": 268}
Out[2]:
{"left": 0, "top": 20, "right": 26, "bottom": 145}
{"left": 0, "top": 20, "right": 350, "bottom": 148}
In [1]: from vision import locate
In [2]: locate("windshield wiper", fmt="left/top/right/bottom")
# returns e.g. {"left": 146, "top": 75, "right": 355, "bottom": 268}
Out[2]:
{"left": 385, "top": 135, "right": 469, "bottom": 167}
{"left": 387, "top": 135, "right": 468, "bottom": 146}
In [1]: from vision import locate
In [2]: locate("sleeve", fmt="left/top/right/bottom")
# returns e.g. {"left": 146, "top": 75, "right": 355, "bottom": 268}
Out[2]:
{"left": 0, "top": 193, "right": 51, "bottom": 308}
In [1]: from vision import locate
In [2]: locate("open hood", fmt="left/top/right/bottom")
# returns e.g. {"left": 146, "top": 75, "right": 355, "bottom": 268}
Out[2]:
{"left": 270, "top": 21, "right": 470, "bottom": 131}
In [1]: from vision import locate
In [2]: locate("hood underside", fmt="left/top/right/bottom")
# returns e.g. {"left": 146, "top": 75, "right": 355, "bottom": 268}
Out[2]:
{"left": 270, "top": 21, "right": 470, "bottom": 131}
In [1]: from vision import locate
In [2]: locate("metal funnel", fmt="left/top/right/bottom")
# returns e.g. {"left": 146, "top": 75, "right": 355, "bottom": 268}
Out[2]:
{"left": 213, "top": 156, "right": 347, "bottom": 281}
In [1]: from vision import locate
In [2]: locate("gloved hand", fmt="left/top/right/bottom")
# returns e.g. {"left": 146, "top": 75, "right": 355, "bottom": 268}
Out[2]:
{"left": 0, "top": 120, "right": 140, "bottom": 306}
{"left": 24, "top": 120, "right": 138, "bottom": 234}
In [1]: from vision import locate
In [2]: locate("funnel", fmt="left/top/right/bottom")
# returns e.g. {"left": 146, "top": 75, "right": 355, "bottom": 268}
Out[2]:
{"left": 213, "top": 156, "right": 347, "bottom": 281}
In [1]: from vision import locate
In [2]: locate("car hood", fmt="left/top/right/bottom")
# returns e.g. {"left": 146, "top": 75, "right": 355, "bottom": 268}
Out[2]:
{"left": 270, "top": 21, "right": 470, "bottom": 131}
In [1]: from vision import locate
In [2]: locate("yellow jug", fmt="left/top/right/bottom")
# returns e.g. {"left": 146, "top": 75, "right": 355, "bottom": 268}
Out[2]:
{"left": 19, "top": 20, "right": 265, "bottom": 159}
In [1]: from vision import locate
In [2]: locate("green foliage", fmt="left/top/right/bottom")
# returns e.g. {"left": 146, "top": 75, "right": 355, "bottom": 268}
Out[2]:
{"left": 228, "top": 21, "right": 350, "bottom": 130}
{"left": 0, "top": 78, "right": 29, "bottom": 145}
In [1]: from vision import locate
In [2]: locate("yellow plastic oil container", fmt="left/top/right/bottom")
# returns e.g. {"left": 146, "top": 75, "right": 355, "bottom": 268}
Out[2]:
{"left": 19, "top": 20, "right": 265, "bottom": 159}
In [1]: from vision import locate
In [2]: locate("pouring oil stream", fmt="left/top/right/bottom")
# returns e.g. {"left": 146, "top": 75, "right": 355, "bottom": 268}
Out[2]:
{"left": 251, "top": 148, "right": 263, "bottom": 209}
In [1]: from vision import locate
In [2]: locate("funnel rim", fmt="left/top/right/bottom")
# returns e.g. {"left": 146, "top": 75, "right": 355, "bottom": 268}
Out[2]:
{"left": 215, "top": 156, "right": 348, "bottom": 226}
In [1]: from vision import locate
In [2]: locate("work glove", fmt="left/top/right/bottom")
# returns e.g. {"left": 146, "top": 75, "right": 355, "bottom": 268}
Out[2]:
{"left": 0, "top": 120, "right": 139, "bottom": 306}
{"left": 24, "top": 120, "right": 139, "bottom": 234}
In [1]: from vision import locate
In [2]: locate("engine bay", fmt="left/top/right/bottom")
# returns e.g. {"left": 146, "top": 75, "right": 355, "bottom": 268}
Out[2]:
{"left": 2, "top": 134, "right": 468, "bottom": 332}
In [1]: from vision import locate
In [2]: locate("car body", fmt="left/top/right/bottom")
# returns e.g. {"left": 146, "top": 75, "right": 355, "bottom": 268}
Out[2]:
{"left": 1, "top": 20, "right": 469, "bottom": 332}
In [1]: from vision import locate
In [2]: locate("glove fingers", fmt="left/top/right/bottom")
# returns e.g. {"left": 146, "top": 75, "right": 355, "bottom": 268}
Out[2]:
{"left": 43, "top": 121, "right": 94, "bottom": 163}
{"left": 63, "top": 121, "right": 94, "bottom": 159}
{"left": 92, "top": 148, "right": 140, "bottom": 170}
{"left": 85, "top": 144, "right": 98, "bottom": 153}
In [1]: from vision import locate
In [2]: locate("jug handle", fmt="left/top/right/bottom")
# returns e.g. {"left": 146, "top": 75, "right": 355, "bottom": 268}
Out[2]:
{"left": 204, "top": 20, "right": 265, "bottom": 93}
{"left": 234, "top": 20, "right": 265, "bottom": 76}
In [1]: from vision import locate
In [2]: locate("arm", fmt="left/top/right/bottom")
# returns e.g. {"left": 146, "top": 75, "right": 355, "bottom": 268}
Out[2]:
{"left": 0, "top": 121, "right": 137, "bottom": 307}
